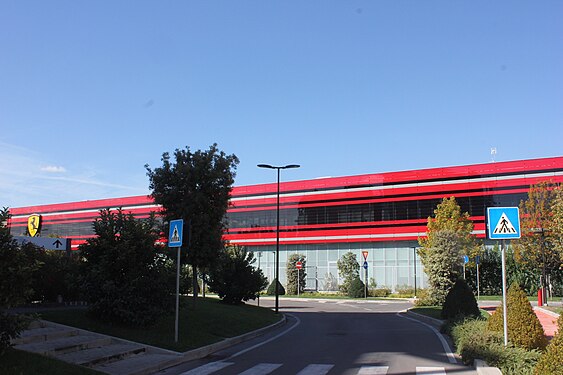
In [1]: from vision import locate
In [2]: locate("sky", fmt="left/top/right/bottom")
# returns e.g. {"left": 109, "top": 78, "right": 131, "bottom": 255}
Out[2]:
{"left": 1, "top": 1, "right": 562, "bottom": 208}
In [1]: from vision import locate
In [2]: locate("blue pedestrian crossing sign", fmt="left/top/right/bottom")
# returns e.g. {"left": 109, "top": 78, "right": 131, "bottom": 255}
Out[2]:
{"left": 168, "top": 219, "right": 183, "bottom": 247}
{"left": 487, "top": 207, "right": 521, "bottom": 240}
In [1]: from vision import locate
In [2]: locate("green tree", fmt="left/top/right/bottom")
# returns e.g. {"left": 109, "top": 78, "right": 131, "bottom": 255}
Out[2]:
{"left": 514, "top": 181, "right": 562, "bottom": 298}
{"left": 145, "top": 144, "right": 239, "bottom": 301}
{"left": 286, "top": 253, "right": 306, "bottom": 295}
{"left": 207, "top": 245, "right": 268, "bottom": 304}
{"left": 0, "top": 207, "right": 38, "bottom": 352}
{"left": 337, "top": 252, "right": 360, "bottom": 295}
{"left": 418, "top": 197, "right": 479, "bottom": 305}
{"left": 79, "top": 209, "right": 173, "bottom": 327}
{"left": 441, "top": 278, "right": 480, "bottom": 320}
{"left": 550, "top": 185, "right": 563, "bottom": 263}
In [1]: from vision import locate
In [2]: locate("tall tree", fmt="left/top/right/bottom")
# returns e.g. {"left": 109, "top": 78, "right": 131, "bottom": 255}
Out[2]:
{"left": 145, "top": 144, "right": 239, "bottom": 299}
{"left": 514, "top": 181, "right": 562, "bottom": 299}
{"left": 337, "top": 252, "right": 360, "bottom": 295}
{"left": 286, "top": 253, "right": 306, "bottom": 295}
{"left": 418, "top": 197, "right": 479, "bottom": 305}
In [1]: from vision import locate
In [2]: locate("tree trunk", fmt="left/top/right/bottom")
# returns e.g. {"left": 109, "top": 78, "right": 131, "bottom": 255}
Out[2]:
{"left": 192, "top": 266, "right": 198, "bottom": 305}
{"left": 202, "top": 272, "right": 206, "bottom": 298}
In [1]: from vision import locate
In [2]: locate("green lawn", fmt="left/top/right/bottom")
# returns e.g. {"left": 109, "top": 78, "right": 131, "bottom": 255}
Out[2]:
{"left": 39, "top": 297, "right": 281, "bottom": 352}
{"left": 0, "top": 348, "right": 103, "bottom": 375}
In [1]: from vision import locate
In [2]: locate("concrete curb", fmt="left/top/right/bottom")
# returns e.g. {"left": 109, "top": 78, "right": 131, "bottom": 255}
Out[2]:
{"left": 534, "top": 306, "right": 561, "bottom": 318}
{"left": 405, "top": 310, "right": 444, "bottom": 330}
{"left": 474, "top": 359, "right": 502, "bottom": 375}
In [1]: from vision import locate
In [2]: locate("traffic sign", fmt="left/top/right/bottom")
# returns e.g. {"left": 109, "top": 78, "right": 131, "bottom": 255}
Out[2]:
{"left": 487, "top": 207, "right": 521, "bottom": 239}
{"left": 363, "top": 261, "right": 368, "bottom": 269}
{"left": 362, "top": 251, "right": 369, "bottom": 261}
{"left": 462, "top": 255, "right": 469, "bottom": 264}
{"left": 296, "top": 261, "right": 303, "bottom": 270}
{"left": 168, "top": 219, "right": 184, "bottom": 247}
{"left": 475, "top": 255, "right": 481, "bottom": 265}
{"left": 14, "top": 236, "right": 69, "bottom": 251}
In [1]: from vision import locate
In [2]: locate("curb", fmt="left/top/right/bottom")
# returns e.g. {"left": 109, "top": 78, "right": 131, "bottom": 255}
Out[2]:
{"left": 534, "top": 306, "right": 561, "bottom": 318}
{"left": 405, "top": 310, "right": 444, "bottom": 330}
{"left": 474, "top": 359, "right": 502, "bottom": 375}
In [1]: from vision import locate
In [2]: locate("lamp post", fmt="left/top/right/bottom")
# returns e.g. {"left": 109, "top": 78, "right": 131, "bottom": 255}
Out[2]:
{"left": 258, "top": 163, "right": 300, "bottom": 313}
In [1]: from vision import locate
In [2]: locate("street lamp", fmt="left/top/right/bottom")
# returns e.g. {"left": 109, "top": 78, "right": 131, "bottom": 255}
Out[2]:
{"left": 258, "top": 163, "right": 300, "bottom": 313}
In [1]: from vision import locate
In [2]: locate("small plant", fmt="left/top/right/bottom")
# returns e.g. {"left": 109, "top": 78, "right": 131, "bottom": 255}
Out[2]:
{"left": 487, "top": 283, "right": 548, "bottom": 351}
{"left": 534, "top": 315, "right": 563, "bottom": 374}
{"left": 370, "top": 287, "right": 391, "bottom": 297}
{"left": 441, "top": 278, "right": 480, "bottom": 320}
{"left": 266, "top": 279, "right": 286, "bottom": 296}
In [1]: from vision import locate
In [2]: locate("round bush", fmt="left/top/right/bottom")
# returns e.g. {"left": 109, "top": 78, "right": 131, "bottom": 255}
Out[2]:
{"left": 441, "top": 278, "right": 480, "bottom": 320}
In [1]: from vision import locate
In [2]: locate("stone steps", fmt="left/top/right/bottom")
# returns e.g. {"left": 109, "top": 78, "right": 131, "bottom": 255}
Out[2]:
{"left": 12, "top": 320, "right": 182, "bottom": 374}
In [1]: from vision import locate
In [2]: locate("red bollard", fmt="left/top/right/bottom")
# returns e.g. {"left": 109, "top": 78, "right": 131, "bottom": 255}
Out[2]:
{"left": 537, "top": 289, "right": 543, "bottom": 307}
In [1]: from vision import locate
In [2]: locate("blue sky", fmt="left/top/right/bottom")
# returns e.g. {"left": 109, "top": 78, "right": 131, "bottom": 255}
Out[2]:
{"left": 1, "top": 1, "right": 562, "bottom": 208}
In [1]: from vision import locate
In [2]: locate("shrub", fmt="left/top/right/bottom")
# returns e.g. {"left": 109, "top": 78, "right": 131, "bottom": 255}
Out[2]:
{"left": 487, "top": 283, "right": 547, "bottom": 351}
{"left": 79, "top": 209, "right": 174, "bottom": 327}
{"left": 414, "top": 288, "right": 434, "bottom": 306}
{"left": 337, "top": 252, "right": 360, "bottom": 295}
{"left": 348, "top": 277, "right": 366, "bottom": 298}
{"left": 451, "top": 318, "right": 541, "bottom": 375}
{"left": 370, "top": 288, "right": 391, "bottom": 297}
{"left": 441, "top": 278, "right": 480, "bottom": 320}
{"left": 534, "top": 315, "right": 563, "bottom": 374}
{"left": 207, "top": 246, "right": 268, "bottom": 305}
{"left": 266, "top": 279, "right": 286, "bottom": 296}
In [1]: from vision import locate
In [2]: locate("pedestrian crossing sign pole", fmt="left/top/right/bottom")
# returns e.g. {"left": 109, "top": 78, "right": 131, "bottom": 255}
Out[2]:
{"left": 169, "top": 219, "right": 184, "bottom": 343}
{"left": 487, "top": 207, "right": 520, "bottom": 346}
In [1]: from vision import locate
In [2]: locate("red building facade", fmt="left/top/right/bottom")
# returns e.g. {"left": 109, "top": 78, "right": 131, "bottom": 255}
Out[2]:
{"left": 9, "top": 156, "right": 563, "bottom": 291}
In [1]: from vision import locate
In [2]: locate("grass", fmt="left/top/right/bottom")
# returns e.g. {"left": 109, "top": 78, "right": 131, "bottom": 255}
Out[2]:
{"left": 39, "top": 297, "right": 281, "bottom": 352}
{"left": 0, "top": 348, "right": 103, "bottom": 375}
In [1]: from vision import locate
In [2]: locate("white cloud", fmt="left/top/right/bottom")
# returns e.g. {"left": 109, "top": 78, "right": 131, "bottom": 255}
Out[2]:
{"left": 40, "top": 165, "right": 67, "bottom": 173}
{"left": 0, "top": 140, "right": 148, "bottom": 208}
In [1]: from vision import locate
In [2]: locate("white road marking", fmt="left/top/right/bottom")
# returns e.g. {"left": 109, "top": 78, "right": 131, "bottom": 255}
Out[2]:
{"left": 416, "top": 367, "right": 446, "bottom": 374}
{"left": 179, "top": 361, "right": 233, "bottom": 375}
{"left": 397, "top": 312, "right": 457, "bottom": 364}
{"left": 228, "top": 314, "right": 301, "bottom": 359}
{"left": 296, "top": 364, "right": 335, "bottom": 375}
{"left": 238, "top": 363, "right": 282, "bottom": 375}
{"left": 358, "top": 366, "right": 389, "bottom": 374}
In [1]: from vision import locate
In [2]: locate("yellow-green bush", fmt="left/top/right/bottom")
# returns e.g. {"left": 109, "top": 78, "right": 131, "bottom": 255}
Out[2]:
{"left": 534, "top": 315, "right": 563, "bottom": 374}
{"left": 487, "top": 283, "right": 547, "bottom": 351}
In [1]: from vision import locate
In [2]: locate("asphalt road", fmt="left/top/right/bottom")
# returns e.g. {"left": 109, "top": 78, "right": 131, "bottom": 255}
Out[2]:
{"left": 157, "top": 298, "right": 477, "bottom": 375}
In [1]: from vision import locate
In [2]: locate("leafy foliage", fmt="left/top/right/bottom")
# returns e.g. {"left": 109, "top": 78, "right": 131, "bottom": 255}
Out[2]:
{"left": 286, "top": 253, "right": 306, "bottom": 295}
{"left": 337, "top": 252, "right": 360, "bottom": 295}
{"left": 79, "top": 209, "right": 173, "bottom": 327}
{"left": 418, "top": 197, "right": 479, "bottom": 306}
{"left": 348, "top": 277, "right": 366, "bottom": 298}
{"left": 487, "top": 283, "right": 548, "bottom": 351}
{"left": 207, "top": 245, "right": 268, "bottom": 304}
{"left": 451, "top": 318, "right": 541, "bottom": 375}
{"left": 266, "top": 279, "right": 285, "bottom": 296}
{"left": 0, "top": 207, "right": 38, "bottom": 352}
{"left": 418, "top": 230, "right": 465, "bottom": 305}
{"left": 145, "top": 144, "right": 239, "bottom": 293}
{"left": 534, "top": 315, "right": 563, "bottom": 374}
{"left": 441, "top": 278, "right": 480, "bottom": 320}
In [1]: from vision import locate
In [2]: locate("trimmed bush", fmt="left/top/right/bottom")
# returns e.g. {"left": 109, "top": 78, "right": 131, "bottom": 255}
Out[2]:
{"left": 487, "top": 283, "right": 547, "bottom": 351}
{"left": 370, "top": 288, "right": 391, "bottom": 297}
{"left": 441, "top": 278, "right": 480, "bottom": 320}
{"left": 348, "top": 277, "right": 366, "bottom": 298}
{"left": 534, "top": 315, "right": 563, "bottom": 374}
{"left": 451, "top": 318, "right": 541, "bottom": 375}
{"left": 266, "top": 279, "right": 286, "bottom": 296}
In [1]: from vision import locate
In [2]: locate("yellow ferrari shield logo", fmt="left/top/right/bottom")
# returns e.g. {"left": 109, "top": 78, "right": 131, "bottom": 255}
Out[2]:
{"left": 27, "top": 214, "right": 41, "bottom": 237}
